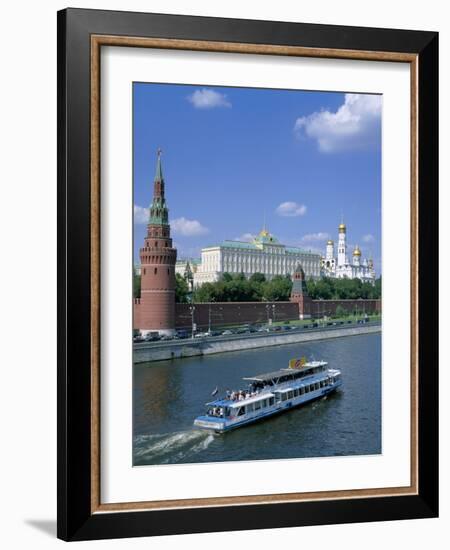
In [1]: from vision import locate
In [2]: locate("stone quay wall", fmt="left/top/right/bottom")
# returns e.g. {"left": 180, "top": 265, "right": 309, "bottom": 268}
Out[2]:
{"left": 134, "top": 323, "right": 381, "bottom": 364}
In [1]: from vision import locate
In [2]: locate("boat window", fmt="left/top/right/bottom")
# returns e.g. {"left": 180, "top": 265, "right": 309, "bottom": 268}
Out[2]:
{"left": 237, "top": 407, "right": 246, "bottom": 416}
{"left": 254, "top": 401, "right": 261, "bottom": 410}
{"left": 300, "top": 387, "right": 305, "bottom": 395}
{"left": 268, "top": 397, "right": 275, "bottom": 406}
{"left": 261, "top": 399, "right": 267, "bottom": 408}
{"left": 287, "top": 391, "right": 293, "bottom": 400}
{"left": 246, "top": 403, "right": 254, "bottom": 413}
{"left": 281, "top": 393, "right": 287, "bottom": 401}
{"left": 293, "top": 389, "right": 298, "bottom": 397}
{"left": 305, "top": 386, "right": 309, "bottom": 393}
{"left": 315, "top": 383, "right": 320, "bottom": 390}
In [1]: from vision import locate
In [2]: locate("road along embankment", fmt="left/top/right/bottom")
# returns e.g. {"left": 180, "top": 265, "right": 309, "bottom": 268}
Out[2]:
{"left": 133, "top": 323, "right": 381, "bottom": 364}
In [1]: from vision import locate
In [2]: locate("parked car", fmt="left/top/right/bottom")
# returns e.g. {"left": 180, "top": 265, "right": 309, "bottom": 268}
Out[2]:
{"left": 145, "top": 331, "right": 160, "bottom": 341}
{"left": 222, "top": 330, "right": 233, "bottom": 336}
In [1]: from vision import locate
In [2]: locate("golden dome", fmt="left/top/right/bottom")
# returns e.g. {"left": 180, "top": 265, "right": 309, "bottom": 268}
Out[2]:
{"left": 353, "top": 246, "right": 361, "bottom": 256}
{"left": 259, "top": 229, "right": 269, "bottom": 237}
{"left": 327, "top": 239, "right": 334, "bottom": 245}
{"left": 338, "top": 223, "right": 346, "bottom": 232}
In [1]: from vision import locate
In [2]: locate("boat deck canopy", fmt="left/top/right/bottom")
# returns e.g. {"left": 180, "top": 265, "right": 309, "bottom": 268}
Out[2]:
{"left": 243, "top": 369, "right": 299, "bottom": 382}
{"left": 229, "top": 392, "right": 275, "bottom": 408}
{"left": 243, "top": 362, "right": 327, "bottom": 383}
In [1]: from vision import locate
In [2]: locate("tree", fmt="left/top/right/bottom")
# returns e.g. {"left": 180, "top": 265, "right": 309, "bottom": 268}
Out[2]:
{"left": 374, "top": 276, "right": 382, "bottom": 299}
{"left": 175, "top": 273, "right": 190, "bottom": 303}
{"left": 262, "top": 275, "right": 292, "bottom": 302}
{"left": 249, "top": 272, "right": 266, "bottom": 284}
{"left": 190, "top": 272, "right": 381, "bottom": 303}
{"left": 193, "top": 282, "right": 216, "bottom": 303}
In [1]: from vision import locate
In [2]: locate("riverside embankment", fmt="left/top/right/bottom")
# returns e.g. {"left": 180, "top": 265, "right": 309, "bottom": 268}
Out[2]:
{"left": 133, "top": 322, "right": 381, "bottom": 364}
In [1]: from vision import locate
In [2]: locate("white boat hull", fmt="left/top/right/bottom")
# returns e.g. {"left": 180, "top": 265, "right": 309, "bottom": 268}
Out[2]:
{"left": 194, "top": 378, "right": 342, "bottom": 433}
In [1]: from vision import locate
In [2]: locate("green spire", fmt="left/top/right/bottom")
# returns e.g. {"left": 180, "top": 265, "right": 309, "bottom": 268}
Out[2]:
{"left": 154, "top": 148, "right": 163, "bottom": 181}
{"left": 149, "top": 148, "right": 169, "bottom": 226}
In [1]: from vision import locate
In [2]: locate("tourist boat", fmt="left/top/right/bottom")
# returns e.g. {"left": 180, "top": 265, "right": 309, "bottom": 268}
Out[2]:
{"left": 193, "top": 358, "right": 342, "bottom": 433}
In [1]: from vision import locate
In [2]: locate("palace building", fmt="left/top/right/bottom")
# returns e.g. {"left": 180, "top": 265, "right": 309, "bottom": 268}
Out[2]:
{"left": 193, "top": 228, "right": 321, "bottom": 287}
{"left": 320, "top": 222, "right": 376, "bottom": 283}
{"left": 133, "top": 150, "right": 177, "bottom": 336}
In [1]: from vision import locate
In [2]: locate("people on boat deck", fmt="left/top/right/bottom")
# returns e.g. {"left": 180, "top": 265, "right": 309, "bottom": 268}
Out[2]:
{"left": 208, "top": 406, "right": 225, "bottom": 417}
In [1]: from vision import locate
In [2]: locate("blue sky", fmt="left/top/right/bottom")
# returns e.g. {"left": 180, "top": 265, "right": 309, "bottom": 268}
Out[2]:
{"left": 133, "top": 83, "right": 382, "bottom": 274}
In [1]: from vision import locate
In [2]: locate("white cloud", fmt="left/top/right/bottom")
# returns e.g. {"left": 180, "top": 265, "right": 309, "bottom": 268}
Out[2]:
{"left": 171, "top": 217, "right": 209, "bottom": 236}
{"left": 134, "top": 207, "right": 208, "bottom": 237}
{"left": 294, "top": 93, "right": 382, "bottom": 153}
{"left": 362, "top": 233, "right": 375, "bottom": 243}
{"left": 301, "top": 232, "right": 331, "bottom": 243}
{"left": 134, "top": 205, "right": 149, "bottom": 224}
{"left": 187, "top": 88, "right": 231, "bottom": 109}
{"left": 235, "top": 233, "right": 256, "bottom": 242}
{"left": 275, "top": 201, "right": 307, "bottom": 217}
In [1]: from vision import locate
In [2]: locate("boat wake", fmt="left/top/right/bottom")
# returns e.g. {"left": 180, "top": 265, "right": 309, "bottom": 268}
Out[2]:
{"left": 133, "top": 430, "right": 215, "bottom": 465}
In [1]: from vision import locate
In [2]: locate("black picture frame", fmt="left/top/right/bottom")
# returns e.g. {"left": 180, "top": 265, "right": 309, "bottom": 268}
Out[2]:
{"left": 57, "top": 7, "right": 438, "bottom": 541}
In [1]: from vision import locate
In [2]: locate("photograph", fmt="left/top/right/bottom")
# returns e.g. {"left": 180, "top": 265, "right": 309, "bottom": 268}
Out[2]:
{"left": 51, "top": 5, "right": 438, "bottom": 542}
{"left": 132, "top": 83, "right": 382, "bottom": 467}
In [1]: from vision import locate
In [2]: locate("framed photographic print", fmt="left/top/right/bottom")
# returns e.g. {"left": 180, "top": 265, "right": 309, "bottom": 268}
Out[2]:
{"left": 57, "top": 8, "right": 438, "bottom": 541}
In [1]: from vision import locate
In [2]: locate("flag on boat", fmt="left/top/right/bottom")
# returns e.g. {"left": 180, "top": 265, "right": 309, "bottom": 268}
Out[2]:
{"left": 289, "top": 357, "right": 307, "bottom": 369}
{"left": 211, "top": 386, "right": 218, "bottom": 396}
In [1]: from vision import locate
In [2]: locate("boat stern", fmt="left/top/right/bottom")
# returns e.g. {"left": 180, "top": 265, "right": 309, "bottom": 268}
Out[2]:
{"left": 193, "top": 415, "right": 227, "bottom": 433}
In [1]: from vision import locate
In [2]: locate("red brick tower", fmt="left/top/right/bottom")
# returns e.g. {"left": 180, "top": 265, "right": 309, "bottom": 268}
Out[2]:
{"left": 136, "top": 149, "right": 177, "bottom": 336}
{"left": 290, "top": 264, "right": 312, "bottom": 319}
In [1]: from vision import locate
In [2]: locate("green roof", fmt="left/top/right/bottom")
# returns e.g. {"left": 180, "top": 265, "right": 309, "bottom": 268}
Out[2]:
{"left": 201, "top": 240, "right": 319, "bottom": 256}
{"left": 286, "top": 246, "right": 319, "bottom": 256}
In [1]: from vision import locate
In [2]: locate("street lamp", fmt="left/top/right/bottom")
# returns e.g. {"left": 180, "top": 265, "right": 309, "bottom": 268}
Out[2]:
{"left": 189, "top": 305, "right": 196, "bottom": 339}
{"left": 208, "top": 297, "right": 215, "bottom": 334}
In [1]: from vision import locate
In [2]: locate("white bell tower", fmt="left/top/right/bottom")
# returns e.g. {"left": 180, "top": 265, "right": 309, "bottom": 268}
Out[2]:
{"left": 326, "top": 239, "right": 334, "bottom": 261}
{"left": 337, "top": 222, "right": 347, "bottom": 266}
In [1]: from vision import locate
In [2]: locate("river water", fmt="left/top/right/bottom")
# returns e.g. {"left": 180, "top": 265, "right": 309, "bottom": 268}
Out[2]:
{"left": 133, "top": 333, "right": 381, "bottom": 466}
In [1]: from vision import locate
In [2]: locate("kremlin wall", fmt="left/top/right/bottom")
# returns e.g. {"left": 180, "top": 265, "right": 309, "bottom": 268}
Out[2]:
{"left": 134, "top": 152, "right": 381, "bottom": 336}
{"left": 174, "top": 299, "right": 380, "bottom": 331}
